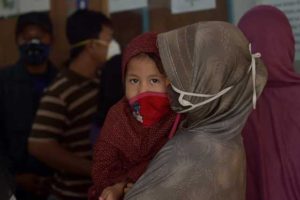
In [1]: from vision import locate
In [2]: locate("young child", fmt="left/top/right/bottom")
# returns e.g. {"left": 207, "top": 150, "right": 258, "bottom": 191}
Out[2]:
{"left": 89, "top": 32, "right": 180, "bottom": 200}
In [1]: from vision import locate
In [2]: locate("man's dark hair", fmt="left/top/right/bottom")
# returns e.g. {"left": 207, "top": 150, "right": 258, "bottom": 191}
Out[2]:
{"left": 66, "top": 9, "right": 112, "bottom": 60}
{"left": 15, "top": 11, "right": 53, "bottom": 37}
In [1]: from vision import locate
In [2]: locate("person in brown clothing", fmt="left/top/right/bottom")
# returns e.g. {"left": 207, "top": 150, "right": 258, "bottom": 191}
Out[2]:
{"left": 28, "top": 10, "right": 113, "bottom": 200}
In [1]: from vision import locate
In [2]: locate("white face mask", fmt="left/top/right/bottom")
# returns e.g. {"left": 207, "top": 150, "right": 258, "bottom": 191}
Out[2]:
{"left": 171, "top": 84, "right": 233, "bottom": 113}
{"left": 171, "top": 43, "right": 261, "bottom": 113}
{"left": 107, "top": 39, "right": 121, "bottom": 60}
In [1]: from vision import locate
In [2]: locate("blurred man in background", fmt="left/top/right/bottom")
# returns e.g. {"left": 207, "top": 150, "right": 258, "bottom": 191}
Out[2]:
{"left": 28, "top": 10, "right": 113, "bottom": 200}
{"left": 0, "top": 11, "right": 57, "bottom": 200}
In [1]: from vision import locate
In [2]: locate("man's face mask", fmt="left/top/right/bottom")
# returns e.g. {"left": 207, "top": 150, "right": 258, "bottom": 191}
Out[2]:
{"left": 19, "top": 39, "right": 50, "bottom": 66}
{"left": 129, "top": 92, "right": 172, "bottom": 127}
{"left": 71, "top": 39, "right": 120, "bottom": 61}
{"left": 107, "top": 39, "right": 121, "bottom": 60}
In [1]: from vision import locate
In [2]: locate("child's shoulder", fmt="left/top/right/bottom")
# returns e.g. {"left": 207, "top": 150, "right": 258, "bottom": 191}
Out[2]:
{"left": 106, "top": 97, "right": 130, "bottom": 120}
{"left": 100, "top": 97, "right": 130, "bottom": 141}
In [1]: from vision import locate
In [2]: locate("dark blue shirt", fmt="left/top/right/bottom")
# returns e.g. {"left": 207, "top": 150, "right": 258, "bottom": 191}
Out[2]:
{"left": 0, "top": 61, "right": 57, "bottom": 175}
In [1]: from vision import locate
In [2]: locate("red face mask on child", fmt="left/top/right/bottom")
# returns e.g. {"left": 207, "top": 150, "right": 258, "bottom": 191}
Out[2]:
{"left": 129, "top": 92, "right": 171, "bottom": 127}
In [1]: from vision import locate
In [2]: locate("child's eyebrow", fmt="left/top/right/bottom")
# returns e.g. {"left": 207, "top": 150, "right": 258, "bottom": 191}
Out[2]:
{"left": 126, "top": 74, "right": 139, "bottom": 77}
{"left": 148, "top": 74, "right": 165, "bottom": 78}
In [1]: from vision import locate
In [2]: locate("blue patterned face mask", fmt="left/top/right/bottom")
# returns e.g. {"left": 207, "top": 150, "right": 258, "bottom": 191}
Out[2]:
{"left": 19, "top": 39, "right": 50, "bottom": 66}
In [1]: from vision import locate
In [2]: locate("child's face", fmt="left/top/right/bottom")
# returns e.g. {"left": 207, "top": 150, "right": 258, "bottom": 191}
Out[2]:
{"left": 125, "top": 56, "right": 168, "bottom": 99}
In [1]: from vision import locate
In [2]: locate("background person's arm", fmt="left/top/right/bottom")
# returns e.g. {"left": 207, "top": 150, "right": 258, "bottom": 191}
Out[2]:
{"left": 28, "top": 94, "right": 91, "bottom": 177}
{"left": 28, "top": 139, "right": 91, "bottom": 176}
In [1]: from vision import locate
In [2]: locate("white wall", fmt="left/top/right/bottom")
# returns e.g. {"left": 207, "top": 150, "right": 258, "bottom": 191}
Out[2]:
{"left": 229, "top": 0, "right": 256, "bottom": 24}
{"left": 229, "top": 0, "right": 300, "bottom": 70}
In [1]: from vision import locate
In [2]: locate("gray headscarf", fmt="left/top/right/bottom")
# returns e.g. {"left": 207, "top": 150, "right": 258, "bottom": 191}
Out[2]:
{"left": 125, "top": 21, "right": 267, "bottom": 200}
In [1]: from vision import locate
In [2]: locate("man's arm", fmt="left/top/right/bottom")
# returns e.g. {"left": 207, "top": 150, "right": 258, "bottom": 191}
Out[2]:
{"left": 28, "top": 94, "right": 91, "bottom": 177}
{"left": 28, "top": 139, "right": 91, "bottom": 176}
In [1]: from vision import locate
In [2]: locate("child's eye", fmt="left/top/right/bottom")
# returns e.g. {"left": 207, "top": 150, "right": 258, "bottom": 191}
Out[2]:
{"left": 150, "top": 79, "right": 160, "bottom": 84}
{"left": 129, "top": 79, "right": 139, "bottom": 84}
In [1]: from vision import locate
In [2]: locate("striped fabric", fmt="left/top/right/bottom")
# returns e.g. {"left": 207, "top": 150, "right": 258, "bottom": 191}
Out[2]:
{"left": 30, "top": 69, "right": 99, "bottom": 200}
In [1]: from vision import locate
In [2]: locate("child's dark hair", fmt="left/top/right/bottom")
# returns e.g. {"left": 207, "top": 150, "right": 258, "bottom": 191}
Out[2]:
{"left": 146, "top": 53, "right": 165, "bottom": 75}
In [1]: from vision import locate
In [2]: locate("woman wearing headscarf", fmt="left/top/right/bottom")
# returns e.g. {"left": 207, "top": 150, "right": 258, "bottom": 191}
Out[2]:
{"left": 124, "top": 21, "right": 267, "bottom": 200}
{"left": 238, "top": 5, "right": 300, "bottom": 200}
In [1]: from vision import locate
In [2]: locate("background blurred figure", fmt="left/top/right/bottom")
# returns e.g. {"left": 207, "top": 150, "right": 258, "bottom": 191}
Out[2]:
{"left": 0, "top": 155, "right": 16, "bottom": 200}
{"left": 90, "top": 53, "right": 124, "bottom": 145}
{"left": 0, "top": 11, "right": 57, "bottom": 200}
{"left": 239, "top": 5, "right": 300, "bottom": 200}
{"left": 28, "top": 10, "right": 113, "bottom": 200}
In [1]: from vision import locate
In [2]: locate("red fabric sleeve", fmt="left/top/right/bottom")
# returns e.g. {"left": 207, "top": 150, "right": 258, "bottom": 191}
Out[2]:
{"left": 89, "top": 139, "right": 127, "bottom": 200}
{"left": 126, "top": 160, "right": 150, "bottom": 182}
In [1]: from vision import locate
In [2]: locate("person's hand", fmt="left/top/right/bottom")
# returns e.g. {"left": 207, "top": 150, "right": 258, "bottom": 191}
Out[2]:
{"left": 15, "top": 173, "right": 40, "bottom": 194}
{"left": 124, "top": 183, "right": 133, "bottom": 194}
{"left": 38, "top": 177, "right": 53, "bottom": 196}
{"left": 99, "top": 182, "right": 126, "bottom": 200}
{"left": 15, "top": 174, "right": 51, "bottom": 196}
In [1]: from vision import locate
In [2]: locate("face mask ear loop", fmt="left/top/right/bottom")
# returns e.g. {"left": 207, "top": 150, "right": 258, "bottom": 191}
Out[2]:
{"left": 248, "top": 43, "right": 261, "bottom": 109}
{"left": 171, "top": 84, "right": 215, "bottom": 98}
{"left": 178, "top": 93, "right": 192, "bottom": 107}
{"left": 71, "top": 39, "right": 108, "bottom": 49}
{"left": 176, "top": 86, "right": 232, "bottom": 113}
{"left": 171, "top": 84, "right": 233, "bottom": 113}
{"left": 171, "top": 84, "right": 220, "bottom": 108}
{"left": 171, "top": 85, "right": 193, "bottom": 107}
